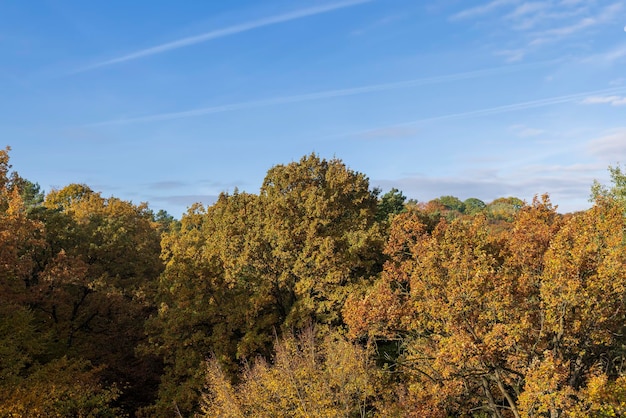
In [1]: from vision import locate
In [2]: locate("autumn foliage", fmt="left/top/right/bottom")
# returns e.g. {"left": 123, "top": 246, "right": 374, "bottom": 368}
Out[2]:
{"left": 1, "top": 147, "right": 626, "bottom": 417}
{"left": 345, "top": 194, "right": 626, "bottom": 417}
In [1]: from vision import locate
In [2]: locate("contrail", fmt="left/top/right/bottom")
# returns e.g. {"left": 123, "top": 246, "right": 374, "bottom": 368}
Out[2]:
{"left": 74, "top": 0, "right": 373, "bottom": 73}
{"left": 87, "top": 60, "right": 558, "bottom": 126}
{"left": 336, "top": 86, "right": 626, "bottom": 139}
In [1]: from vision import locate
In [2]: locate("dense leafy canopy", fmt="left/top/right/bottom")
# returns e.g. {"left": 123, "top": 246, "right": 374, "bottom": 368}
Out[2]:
{"left": 1, "top": 147, "right": 625, "bottom": 417}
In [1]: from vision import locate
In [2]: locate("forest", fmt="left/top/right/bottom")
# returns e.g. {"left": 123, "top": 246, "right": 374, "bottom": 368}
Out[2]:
{"left": 2, "top": 146, "right": 626, "bottom": 418}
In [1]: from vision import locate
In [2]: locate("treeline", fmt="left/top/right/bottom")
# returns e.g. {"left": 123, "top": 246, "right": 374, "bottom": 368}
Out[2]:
{"left": 1, "top": 147, "right": 626, "bottom": 417}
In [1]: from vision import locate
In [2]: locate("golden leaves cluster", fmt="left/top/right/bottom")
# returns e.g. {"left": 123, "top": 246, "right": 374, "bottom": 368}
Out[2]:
{"left": 345, "top": 195, "right": 626, "bottom": 416}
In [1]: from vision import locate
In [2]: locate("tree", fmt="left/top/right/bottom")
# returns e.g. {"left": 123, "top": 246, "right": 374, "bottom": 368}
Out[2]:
{"left": 9, "top": 176, "right": 44, "bottom": 211}
{"left": 591, "top": 164, "right": 626, "bottom": 208}
{"left": 518, "top": 198, "right": 626, "bottom": 416}
{"left": 200, "top": 328, "right": 384, "bottom": 418}
{"left": 464, "top": 197, "right": 486, "bottom": 215}
{"left": 0, "top": 148, "right": 44, "bottom": 291}
{"left": 152, "top": 208, "right": 180, "bottom": 234}
{"left": 255, "top": 154, "right": 384, "bottom": 329}
{"left": 0, "top": 148, "right": 124, "bottom": 416}
{"left": 419, "top": 196, "right": 467, "bottom": 222}
{"left": 0, "top": 357, "right": 123, "bottom": 417}
{"left": 146, "top": 155, "right": 385, "bottom": 416}
{"left": 436, "top": 195, "right": 466, "bottom": 213}
{"left": 27, "top": 184, "right": 164, "bottom": 413}
{"left": 375, "top": 188, "right": 407, "bottom": 222}
{"left": 345, "top": 197, "right": 565, "bottom": 416}
{"left": 346, "top": 193, "right": 626, "bottom": 416}
{"left": 486, "top": 196, "right": 524, "bottom": 222}
{"left": 43, "top": 183, "right": 94, "bottom": 210}
{"left": 0, "top": 303, "right": 43, "bottom": 387}
{"left": 146, "top": 194, "right": 259, "bottom": 416}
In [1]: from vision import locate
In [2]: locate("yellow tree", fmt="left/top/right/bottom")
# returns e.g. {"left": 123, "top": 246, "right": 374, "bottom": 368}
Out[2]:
{"left": 146, "top": 193, "right": 259, "bottom": 417}
{"left": 519, "top": 199, "right": 626, "bottom": 416}
{"left": 255, "top": 154, "right": 384, "bottom": 330}
{"left": 345, "top": 197, "right": 565, "bottom": 416}
{"left": 147, "top": 155, "right": 385, "bottom": 416}
{"left": 0, "top": 357, "right": 123, "bottom": 417}
{"left": 200, "top": 328, "right": 382, "bottom": 418}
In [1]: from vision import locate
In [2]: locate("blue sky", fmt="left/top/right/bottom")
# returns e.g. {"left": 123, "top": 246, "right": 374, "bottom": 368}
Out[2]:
{"left": 2, "top": 0, "right": 625, "bottom": 216}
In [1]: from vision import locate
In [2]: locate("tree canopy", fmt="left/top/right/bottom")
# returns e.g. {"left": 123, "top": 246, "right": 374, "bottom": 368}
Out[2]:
{"left": 2, "top": 148, "right": 626, "bottom": 417}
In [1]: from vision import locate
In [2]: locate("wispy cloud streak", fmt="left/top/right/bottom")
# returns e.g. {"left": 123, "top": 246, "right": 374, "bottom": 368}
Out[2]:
{"left": 450, "top": 0, "right": 518, "bottom": 21}
{"left": 88, "top": 60, "right": 558, "bottom": 126}
{"left": 75, "top": 0, "right": 373, "bottom": 73}
{"left": 338, "top": 86, "right": 626, "bottom": 139}
{"left": 530, "top": 3, "right": 622, "bottom": 45}
{"left": 582, "top": 95, "right": 626, "bottom": 106}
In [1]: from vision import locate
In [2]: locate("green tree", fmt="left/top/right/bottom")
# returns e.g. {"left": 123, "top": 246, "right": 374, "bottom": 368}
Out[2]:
{"left": 591, "top": 164, "right": 626, "bottom": 207}
{"left": 8, "top": 176, "right": 44, "bottom": 211}
{"left": 436, "top": 195, "right": 466, "bottom": 213}
{"left": 0, "top": 303, "right": 43, "bottom": 387}
{"left": 464, "top": 197, "right": 486, "bottom": 215}
{"left": 154, "top": 208, "right": 180, "bottom": 234}
{"left": 486, "top": 196, "right": 525, "bottom": 222}
{"left": 375, "top": 187, "right": 407, "bottom": 222}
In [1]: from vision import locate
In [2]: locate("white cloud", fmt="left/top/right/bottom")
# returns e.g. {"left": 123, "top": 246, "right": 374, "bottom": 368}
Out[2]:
{"left": 512, "top": 6, "right": 587, "bottom": 31}
{"left": 340, "top": 86, "right": 626, "bottom": 139}
{"left": 506, "top": 2, "right": 550, "bottom": 20}
{"left": 530, "top": 2, "right": 623, "bottom": 44}
{"left": 581, "top": 95, "right": 626, "bottom": 106}
{"left": 587, "top": 128, "right": 626, "bottom": 160}
{"left": 450, "top": 0, "right": 518, "bottom": 21}
{"left": 495, "top": 49, "right": 526, "bottom": 62}
{"left": 419, "top": 92, "right": 575, "bottom": 120}
{"left": 510, "top": 124, "right": 545, "bottom": 137}
{"left": 559, "top": 0, "right": 588, "bottom": 5}
{"left": 74, "top": 0, "right": 373, "bottom": 72}
{"left": 460, "top": 1, "right": 623, "bottom": 62}
{"left": 88, "top": 61, "right": 553, "bottom": 126}
{"left": 582, "top": 43, "right": 626, "bottom": 65}
{"left": 603, "top": 45, "right": 626, "bottom": 63}
{"left": 538, "top": 16, "right": 596, "bottom": 37}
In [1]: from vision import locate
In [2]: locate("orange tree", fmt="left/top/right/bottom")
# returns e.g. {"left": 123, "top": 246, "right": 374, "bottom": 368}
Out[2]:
{"left": 345, "top": 195, "right": 626, "bottom": 416}
{"left": 26, "top": 183, "right": 164, "bottom": 413}
{"left": 0, "top": 148, "right": 128, "bottom": 415}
